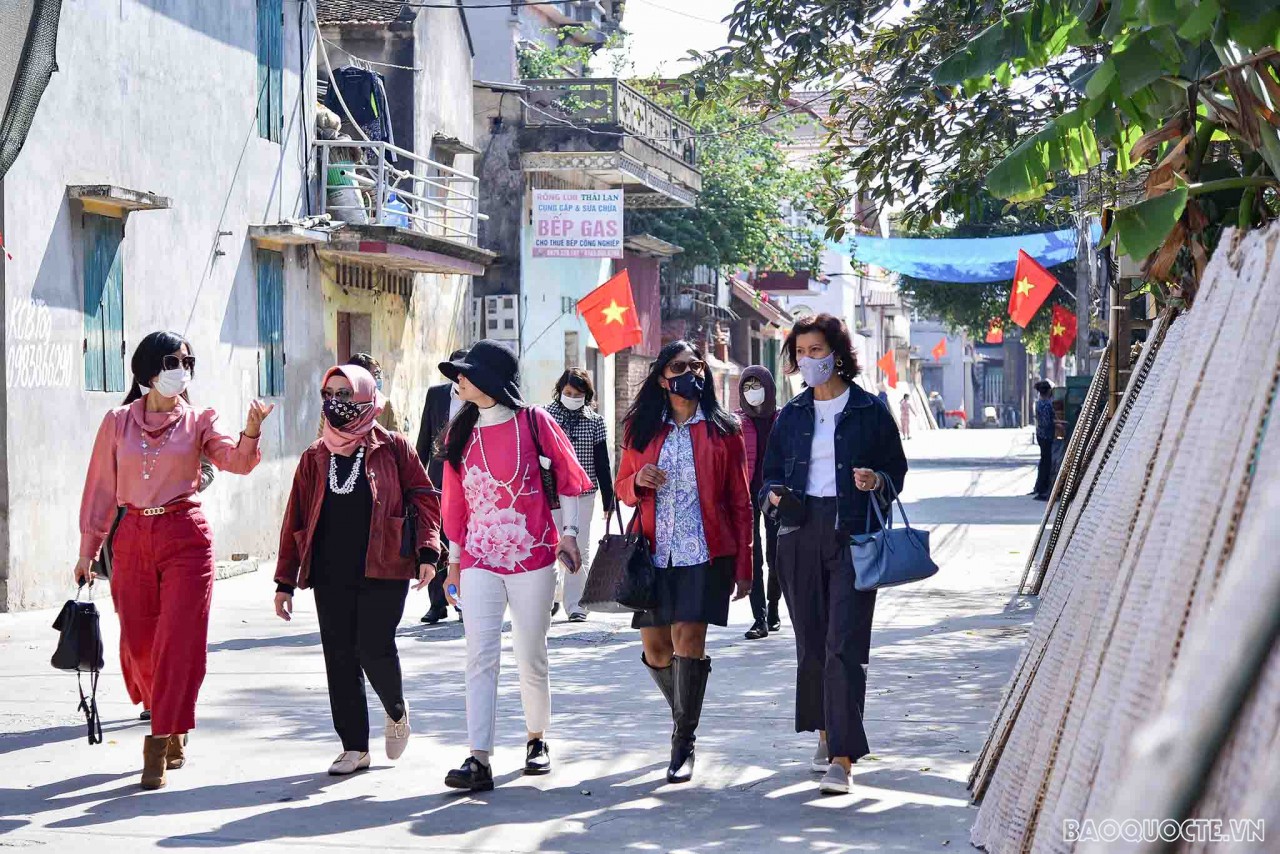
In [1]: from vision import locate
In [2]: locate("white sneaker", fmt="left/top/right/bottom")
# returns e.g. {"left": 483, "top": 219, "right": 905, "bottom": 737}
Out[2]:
{"left": 385, "top": 701, "right": 410, "bottom": 761}
{"left": 819, "top": 763, "right": 850, "bottom": 795}
{"left": 810, "top": 735, "right": 830, "bottom": 773}
{"left": 328, "top": 751, "right": 370, "bottom": 776}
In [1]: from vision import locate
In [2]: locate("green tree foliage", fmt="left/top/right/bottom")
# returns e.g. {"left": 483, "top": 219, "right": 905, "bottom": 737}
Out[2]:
{"left": 626, "top": 93, "right": 824, "bottom": 273}
{"left": 694, "top": 0, "right": 1280, "bottom": 302}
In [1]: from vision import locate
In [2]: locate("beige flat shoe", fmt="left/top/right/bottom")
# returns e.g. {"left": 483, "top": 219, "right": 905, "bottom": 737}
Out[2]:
{"left": 328, "top": 751, "right": 371, "bottom": 776}
{"left": 385, "top": 701, "right": 410, "bottom": 761}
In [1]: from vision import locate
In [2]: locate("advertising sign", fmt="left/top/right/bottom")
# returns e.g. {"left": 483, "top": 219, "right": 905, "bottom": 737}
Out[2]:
{"left": 532, "top": 189, "right": 624, "bottom": 258}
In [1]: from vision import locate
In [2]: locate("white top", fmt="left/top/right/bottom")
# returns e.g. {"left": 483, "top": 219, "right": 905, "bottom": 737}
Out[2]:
{"left": 448, "top": 387, "right": 464, "bottom": 421}
{"left": 806, "top": 388, "right": 850, "bottom": 497}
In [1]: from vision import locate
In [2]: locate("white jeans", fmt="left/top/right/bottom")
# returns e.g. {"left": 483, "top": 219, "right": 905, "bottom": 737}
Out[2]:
{"left": 552, "top": 493, "right": 597, "bottom": 614}
{"left": 461, "top": 564, "right": 556, "bottom": 753}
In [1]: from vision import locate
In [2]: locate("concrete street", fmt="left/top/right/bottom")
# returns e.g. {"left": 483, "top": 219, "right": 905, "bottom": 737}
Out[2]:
{"left": 1, "top": 428, "right": 1043, "bottom": 853}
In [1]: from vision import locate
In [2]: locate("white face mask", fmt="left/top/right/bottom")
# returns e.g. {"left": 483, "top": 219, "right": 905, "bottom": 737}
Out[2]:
{"left": 152, "top": 368, "right": 191, "bottom": 399}
{"left": 743, "top": 387, "right": 767, "bottom": 407}
{"left": 560, "top": 394, "right": 586, "bottom": 411}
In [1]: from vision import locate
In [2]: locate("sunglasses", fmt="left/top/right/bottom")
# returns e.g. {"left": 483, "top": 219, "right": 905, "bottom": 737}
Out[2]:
{"left": 666, "top": 359, "right": 706, "bottom": 377}
{"left": 162, "top": 355, "right": 197, "bottom": 372}
{"left": 321, "top": 388, "right": 355, "bottom": 402}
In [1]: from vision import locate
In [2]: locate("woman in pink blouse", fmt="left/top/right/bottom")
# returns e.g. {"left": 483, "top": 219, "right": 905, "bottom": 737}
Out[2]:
{"left": 74, "top": 331, "right": 273, "bottom": 790}
{"left": 436, "top": 340, "right": 591, "bottom": 792}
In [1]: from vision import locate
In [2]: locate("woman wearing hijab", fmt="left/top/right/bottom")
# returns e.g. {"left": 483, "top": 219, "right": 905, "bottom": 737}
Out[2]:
{"left": 76, "top": 331, "right": 273, "bottom": 790}
{"left": 544, "top": 367, "right": 616, "bottom": 622}
{"left": 762, "top": 313, "right": 907, "bottom": 796}
{"left": 615, "top": 340, "right": 753, "bottom": 785}
{"left": 437, "top": 341, "right": 591, "bottom": 792}
{"left": 274, "top": 364, "right": 442, "bottom": 776}
{"left": 736, "top": 366, "right": 782, "bottom": 640}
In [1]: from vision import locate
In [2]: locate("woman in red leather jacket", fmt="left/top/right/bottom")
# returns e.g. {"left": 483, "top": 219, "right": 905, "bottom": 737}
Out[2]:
{"left": 615, "top": 340, "right": 753, "bottom": 785}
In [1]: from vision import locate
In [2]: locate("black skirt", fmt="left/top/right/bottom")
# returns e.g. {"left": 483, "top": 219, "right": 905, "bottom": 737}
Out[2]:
{"left": 631, "top": 556, "right": 735, "bottom": 629}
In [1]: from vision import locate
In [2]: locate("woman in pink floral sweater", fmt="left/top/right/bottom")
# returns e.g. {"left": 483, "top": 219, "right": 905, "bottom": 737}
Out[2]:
{"left": 436, "top": 341, "right": 591, "bottom": 792}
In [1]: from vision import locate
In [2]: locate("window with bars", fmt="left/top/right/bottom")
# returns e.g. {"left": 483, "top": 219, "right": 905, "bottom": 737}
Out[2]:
{"left": 82, "top": 214, "right": 127, "bottom": 392}
{"left": 256, "top": 250, "right": 286, "bottom": 396}
{"left": 256, "top": 0, "right": 283, "bottom": 143}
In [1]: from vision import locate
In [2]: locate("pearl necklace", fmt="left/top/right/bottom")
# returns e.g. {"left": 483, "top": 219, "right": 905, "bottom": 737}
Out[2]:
{"left": 473, "top": 415, "right": 524, "bottom": 490}
{"left": 140, "top": 420, "right": 181, "bottom": 481}
{"left": 328, "top": 446, "right": 365, "bottom": 495}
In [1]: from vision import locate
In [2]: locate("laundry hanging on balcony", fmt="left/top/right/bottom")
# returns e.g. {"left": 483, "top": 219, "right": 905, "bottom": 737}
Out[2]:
{"left": 829, "top": 224, "right": 1102, "bottom": 283}
{"left": 324, "top": 66, "right": 397, "bottom": 162}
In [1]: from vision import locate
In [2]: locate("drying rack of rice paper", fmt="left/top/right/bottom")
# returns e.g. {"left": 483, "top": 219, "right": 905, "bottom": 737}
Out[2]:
{"left": 967, "top": 221, "right": 1280, "bottom": 854}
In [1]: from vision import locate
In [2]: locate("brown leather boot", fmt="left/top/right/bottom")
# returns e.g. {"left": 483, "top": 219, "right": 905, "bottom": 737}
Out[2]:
{"left": 166, "top": 734, "right": 188, "bottom": 770}
{"left": 141, "top": 736, "right": 168, "bottom": 790}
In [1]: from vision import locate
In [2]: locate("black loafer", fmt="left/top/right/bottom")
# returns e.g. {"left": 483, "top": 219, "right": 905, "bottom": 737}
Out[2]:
{"left": 140, "top": 709, "right": 151, "bottom": 722}
{"left": 744, "top": 619, "right": 769, "bottom": 640}
{"left": 445, "top": 756, "right": 494, "bottom": 792}
{"left": 568, "top": 611, "right": 588, "bottom": 623}
{"left": 421, "top": 606, "right": 448, "bottom": 625}
{"left": 767, "top": 605, "right": 781, "bottom": 633}
{"left": 525, "top": 738, "right": 551, "bottom": 775}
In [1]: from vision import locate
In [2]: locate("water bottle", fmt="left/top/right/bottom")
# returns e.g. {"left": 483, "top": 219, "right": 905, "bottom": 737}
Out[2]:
{"left": 447, "top": 583, "right": 462, "bottom": 608}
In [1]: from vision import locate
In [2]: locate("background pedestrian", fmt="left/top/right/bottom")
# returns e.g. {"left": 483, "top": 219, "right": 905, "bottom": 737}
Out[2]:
{"left": 416, "top": 348, "right": 468, "bottom": 624}
{"left": 736, "top": 366, "right": 781, "bottom": 639}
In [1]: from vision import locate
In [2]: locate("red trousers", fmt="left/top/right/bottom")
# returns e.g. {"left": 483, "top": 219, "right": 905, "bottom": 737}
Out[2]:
{"left": 110, "top": 506, "right": 215, "bottom": 736}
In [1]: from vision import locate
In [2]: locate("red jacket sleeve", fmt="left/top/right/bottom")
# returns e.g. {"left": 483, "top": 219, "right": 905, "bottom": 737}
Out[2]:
{"left": 392, "top": 433, "right": 442, "bottom": 559}
{"left": 275, "top": 455, "right": 310, "bottom": 589}
{"left": 615, "top": 442, "right": 645, "bottom": 508}
{"left": 724, "top": 430, "right": 754, "bottom": 584}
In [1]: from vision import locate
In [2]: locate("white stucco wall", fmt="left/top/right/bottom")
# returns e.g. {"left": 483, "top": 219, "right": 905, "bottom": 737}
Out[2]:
{"left": 2, "top": 1, "right": 318, "bottom": 609}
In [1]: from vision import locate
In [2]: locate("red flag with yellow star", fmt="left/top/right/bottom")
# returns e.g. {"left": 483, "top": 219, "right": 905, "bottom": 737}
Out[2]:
{"left": 931, "top": 338, "right": 947, "bottom": 361}
{"left": 1008, "top": 249, "right": 1058, "bottom": 328}
{"left": 577, "top": 269, "right": 643, "bottom": 356}
{"left": 876, "top": 350, "right": 898, "bottom": 388}
{"left": 1049, "top": 304, "right": 1078, "bottom": 359}
{"left": 985, "top": 318, "right": 1004, "bottom": 344}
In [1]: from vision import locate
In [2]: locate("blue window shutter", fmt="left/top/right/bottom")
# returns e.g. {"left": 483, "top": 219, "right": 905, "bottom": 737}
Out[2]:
{"left": 256, "top": 0, "right": 283, "bottom": 143}
{"left": 83, "top": 214, "right": 125, "bottom": 392}
{"left": 256, "top": 250, "right": 285, "bottom": 396}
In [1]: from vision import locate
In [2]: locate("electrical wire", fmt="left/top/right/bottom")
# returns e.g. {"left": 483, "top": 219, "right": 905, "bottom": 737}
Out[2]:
{"left": 630, "top": 0, "right": 726, "bottom": 25}
{"left": 321, "top": 36, "right": 423, "bottom": 71}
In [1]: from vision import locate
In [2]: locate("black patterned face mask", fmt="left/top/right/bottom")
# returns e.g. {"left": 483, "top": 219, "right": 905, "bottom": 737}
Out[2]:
{"left": 323, "top": 396, "right": 362, "bottom": 429}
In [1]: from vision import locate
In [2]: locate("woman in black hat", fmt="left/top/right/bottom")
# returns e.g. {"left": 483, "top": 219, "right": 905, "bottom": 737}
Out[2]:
{"left": 435, "top": 340, "right": 592, "bottom": 792}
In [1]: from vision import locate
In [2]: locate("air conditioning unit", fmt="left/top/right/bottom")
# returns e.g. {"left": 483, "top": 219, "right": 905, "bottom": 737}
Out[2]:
{"left": 474, "top": 294, "right": 519, "bottom": 343}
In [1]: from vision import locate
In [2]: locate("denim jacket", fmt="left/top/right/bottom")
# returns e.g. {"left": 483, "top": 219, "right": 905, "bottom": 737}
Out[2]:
{"left": 759, "top": 383, "right": 908, "bottom": 536}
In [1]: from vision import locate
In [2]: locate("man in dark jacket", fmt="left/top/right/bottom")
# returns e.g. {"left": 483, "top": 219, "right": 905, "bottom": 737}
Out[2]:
{"left": 416, "top": 348, "right": 467, "bottom": 623}
{"left": 1032, "top": 380, "right": 1055, "bottom": 500}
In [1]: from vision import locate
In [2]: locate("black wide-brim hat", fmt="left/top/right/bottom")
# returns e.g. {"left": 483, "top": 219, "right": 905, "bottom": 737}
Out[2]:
{"left": 440, "top": 339, "right": 525, "bottom": 409}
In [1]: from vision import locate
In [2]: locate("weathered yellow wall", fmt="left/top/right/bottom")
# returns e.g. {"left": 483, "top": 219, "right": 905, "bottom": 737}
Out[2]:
{"left": 320, "top": 264, "right": 470, "bottom": 440}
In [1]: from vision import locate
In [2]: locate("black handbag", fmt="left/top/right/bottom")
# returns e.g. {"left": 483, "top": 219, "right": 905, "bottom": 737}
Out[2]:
{"left": 580, "top": 508, "right": 658, "bottom": 613}
{"left": 400, "top": 487, "right": 435, "bottom": 559}
{"left": 51, "top": 582, "right": 105, "bottom": 745}
{"left": 526, "top": 409, "right": 561, "bottom": 511}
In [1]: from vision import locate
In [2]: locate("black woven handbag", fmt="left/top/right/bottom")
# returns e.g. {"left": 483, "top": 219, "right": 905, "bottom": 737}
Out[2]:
{"left": 581, "top": 508, "right": 658, "bottom": 612}
{"left": 51, "top": 582, "right": 105, "bottom": 745}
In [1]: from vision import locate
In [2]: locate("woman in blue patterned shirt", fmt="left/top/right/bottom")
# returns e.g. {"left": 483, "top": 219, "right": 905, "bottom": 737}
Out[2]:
{"left": 615, "top": 340, "right": 754, "bottom": 784}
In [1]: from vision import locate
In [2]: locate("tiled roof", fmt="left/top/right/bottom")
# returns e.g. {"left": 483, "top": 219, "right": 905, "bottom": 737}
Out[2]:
{"left": 316, "top": 1, "right": 413, "bottom": 25}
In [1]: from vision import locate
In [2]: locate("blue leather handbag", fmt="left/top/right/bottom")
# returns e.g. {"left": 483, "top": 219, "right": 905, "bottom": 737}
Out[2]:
{"left": 849, "top": 473, "right": 938, "bottom": 591}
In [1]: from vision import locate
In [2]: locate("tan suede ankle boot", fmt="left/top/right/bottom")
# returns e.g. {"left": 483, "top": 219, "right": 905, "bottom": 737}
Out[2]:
{"left": 141, "top": 736, "right": 168, "bottom": 790}
{"left": 166, "top": 734, "right": 187, "bottom": 770}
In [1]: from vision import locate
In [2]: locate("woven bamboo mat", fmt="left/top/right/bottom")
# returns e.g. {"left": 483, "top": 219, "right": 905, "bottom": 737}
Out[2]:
{"left": 972, "top": 222, "right": 1280, "bottom": 854}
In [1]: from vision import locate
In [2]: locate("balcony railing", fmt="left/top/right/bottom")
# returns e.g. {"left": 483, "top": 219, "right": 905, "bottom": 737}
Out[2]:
{"left": 522, "top": 78, "right": 698, "bottom": 172}
{"left": 316, "top": 140, "right": 485, "bottom": 245}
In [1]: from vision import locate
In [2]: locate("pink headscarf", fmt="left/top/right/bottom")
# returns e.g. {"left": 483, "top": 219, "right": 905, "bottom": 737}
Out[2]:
{"left": 320, "top": 364, "right": 384, "bottom": 455}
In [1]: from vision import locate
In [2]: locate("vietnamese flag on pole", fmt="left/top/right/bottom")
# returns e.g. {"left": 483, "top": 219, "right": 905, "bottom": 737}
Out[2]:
{"left": 1049, "top": 303, "right": 1078, "bottom": 359}
{"left": 1008, "top": 249, "right": 1059, "bottom": 328}
{"left": 931, "top": 338, "right": 947, "bottom": 361}
{"left": 577, "top": 269, "right": 643, "bottom": 356}
{"left": 876, "top": 350, "right": 898, "bottom": 388}
{"left": 985, "top": 318, "right": 1004, "bottom": 344}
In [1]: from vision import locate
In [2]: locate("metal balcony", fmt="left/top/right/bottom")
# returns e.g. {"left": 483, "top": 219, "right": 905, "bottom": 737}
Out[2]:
{"left": 315, "top": 139, "right": 494, "bottom": 276}
{"left": 520, "top": 78, "right": 702, "bottom": 208}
